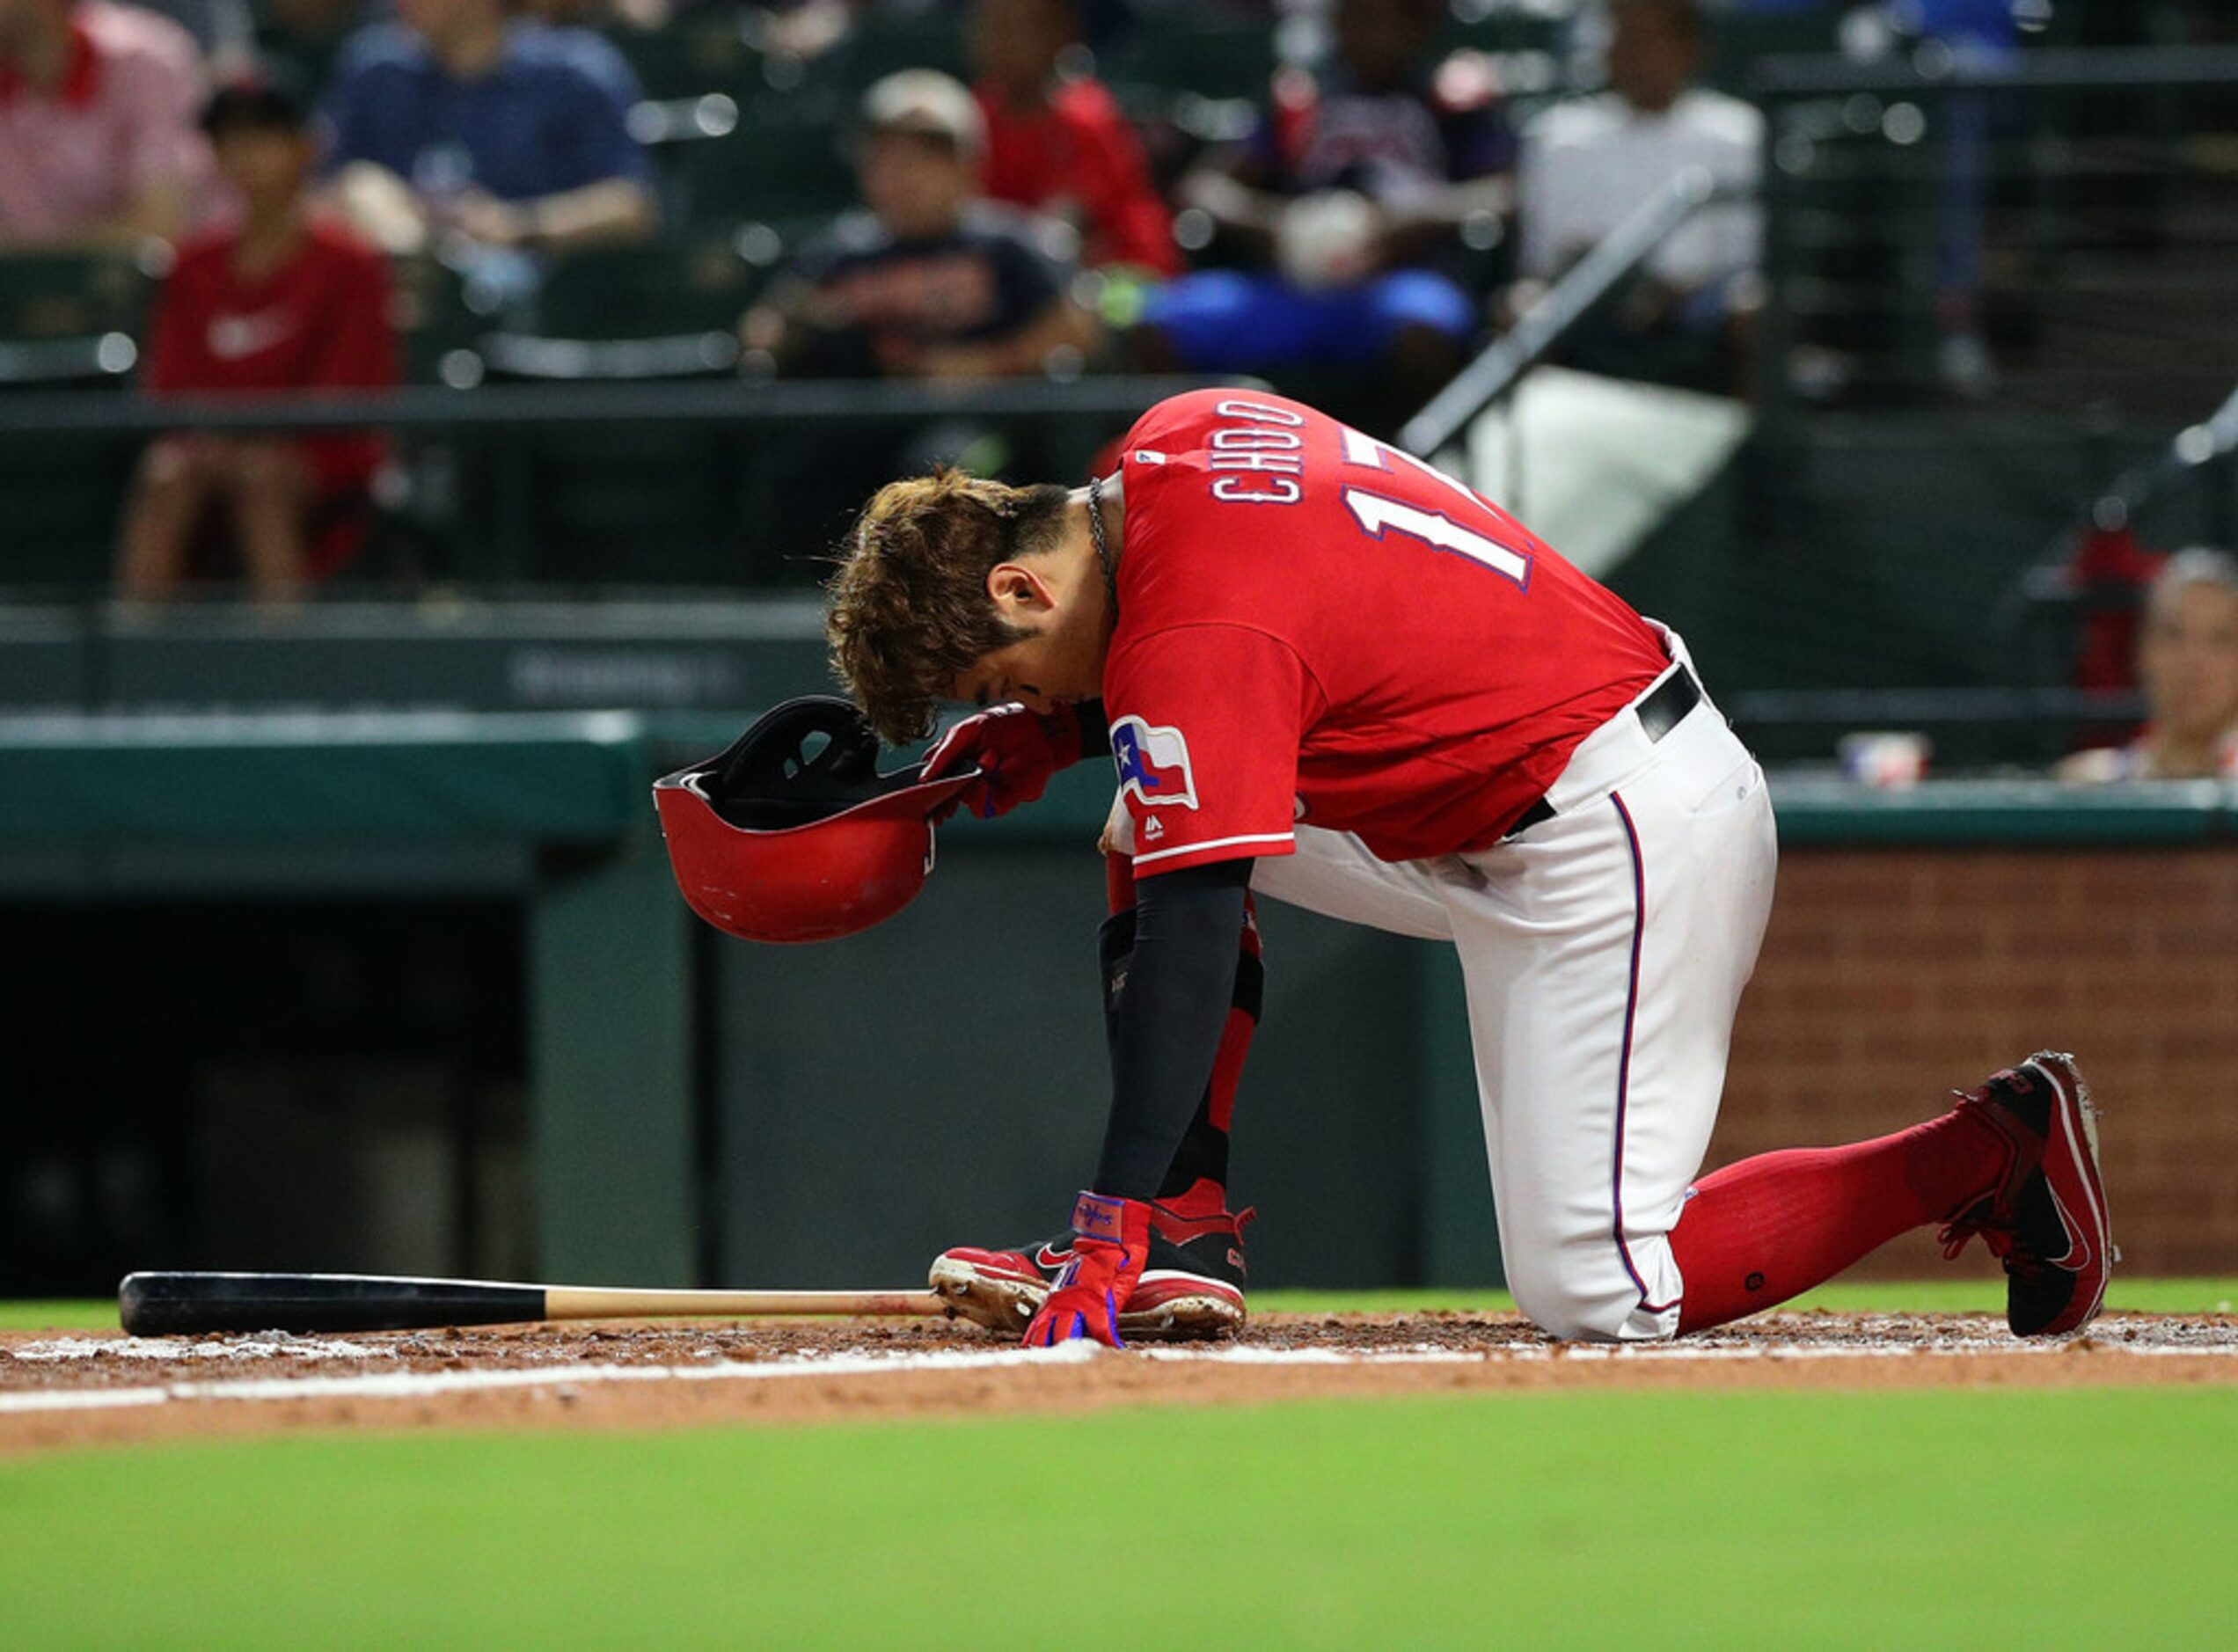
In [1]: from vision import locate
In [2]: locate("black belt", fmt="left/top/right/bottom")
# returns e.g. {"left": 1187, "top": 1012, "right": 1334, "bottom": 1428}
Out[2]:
{"left": 1504, "top": 669, "right": 1704, "bottom": 837}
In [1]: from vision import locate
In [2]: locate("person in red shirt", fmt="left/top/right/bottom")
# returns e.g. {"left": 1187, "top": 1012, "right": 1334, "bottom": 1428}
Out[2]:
{"left": 970, "top": 0, "right": 1179, "bottom": 278}
{"left": 823, "top": 389, "right": 2114, "bottom": 1349}
{"left": 115, "top": 74, "right": 397, "bottom": 603}
{"left": 0, "top": 0, "right": 210, "bottom": 249}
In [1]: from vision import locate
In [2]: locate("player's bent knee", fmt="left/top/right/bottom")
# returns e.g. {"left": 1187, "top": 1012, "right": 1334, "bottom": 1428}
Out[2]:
{"left": 1508, "top": 1282, "right": 1613, "bottom": 1343}
{"left": 1506, "top": 1257, "right": 1679, "bottom": 1345}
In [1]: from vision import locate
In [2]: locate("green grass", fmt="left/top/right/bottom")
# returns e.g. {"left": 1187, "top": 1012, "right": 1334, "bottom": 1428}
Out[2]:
{"left": 0, "top": 1300, "right": 111, "bottom": 1332}
{"left": 4, "top": 1279, "right": 2234, "bottom": 1334}
{"left": 3, "top": 1389, "right": 2234, "bottom": 1645}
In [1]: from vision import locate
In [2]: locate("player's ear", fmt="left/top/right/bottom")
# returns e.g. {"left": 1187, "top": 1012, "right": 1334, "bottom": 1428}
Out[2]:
{"left": 985, "top": 563, "right": 1054, "bottom": 618}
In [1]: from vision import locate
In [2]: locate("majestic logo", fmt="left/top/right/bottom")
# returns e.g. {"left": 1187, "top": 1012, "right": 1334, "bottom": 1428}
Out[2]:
{"left": 1111, "top": 716, "right": 1199, "bottom": 810}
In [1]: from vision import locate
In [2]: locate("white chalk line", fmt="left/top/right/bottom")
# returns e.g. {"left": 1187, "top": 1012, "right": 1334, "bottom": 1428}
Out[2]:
{"left": 11, "top": 1336, "right": 391, "bottom": 1363}
{"left": 2, "top": 1321, "right": 2234, "bottom": 1420}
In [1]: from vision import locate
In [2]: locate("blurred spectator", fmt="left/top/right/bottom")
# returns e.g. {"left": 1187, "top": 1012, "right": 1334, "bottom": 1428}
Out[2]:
{"left": 135, "top": 0, "right": 252, "bottom": 68}
{"left": 2066, "top": 522, "right": 2162, "bottom": 698}
{"left": 1515, "top": 0, "right": 1761, "bottom": 393}
{"left": 1137, "top": 0, "right": 1513, "bottom": 412}
{"left": 742, "top": 68, "right": 1098, "bottom": 380}
{"left": 743, "top": 68, "right": 1098, "bottom": 560}
{"left": 115, "top": 77, "right": 398, "bottom": 604}
{"left": 0, "top": 0, "right": 210, "bottom": 250}
{"left": 2059, "top": 549, "right": 2238, "bottom": 782}
{"left": 753, "top": 0, "right": 855, "bottom": 65}
{"left": 317, "top": 0, "right": 656, "bottom": 260}
{"left": 1833, "top": 2, "right": 2017, "bottom": 396}
{"left": 971, "top": 0, "right": 1178, "bottom": 277}
{"left": 1860, "top": 0, "right": 2020, "bottom": 398}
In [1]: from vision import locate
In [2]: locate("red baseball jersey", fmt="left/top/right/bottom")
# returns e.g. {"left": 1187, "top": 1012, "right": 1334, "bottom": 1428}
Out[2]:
{"left": 145, "top": 216, "right": 399, "bottom": 493}
{"left": 1105, "top": 390, "right": 1670, "bottom": 875}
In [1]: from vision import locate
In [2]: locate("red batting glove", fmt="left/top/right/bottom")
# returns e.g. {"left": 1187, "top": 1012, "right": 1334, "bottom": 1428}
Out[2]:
{"left": 920, "top": 703, "right": 1084, "bottom": 820}
{"left": 1023, "top": 1191, "right": 1150, "bottom": 1349}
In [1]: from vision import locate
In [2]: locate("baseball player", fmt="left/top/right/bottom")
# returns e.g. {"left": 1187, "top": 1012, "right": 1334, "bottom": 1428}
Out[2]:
{"left": 823, "top": 388, "right": 2113, "bottom": 1346}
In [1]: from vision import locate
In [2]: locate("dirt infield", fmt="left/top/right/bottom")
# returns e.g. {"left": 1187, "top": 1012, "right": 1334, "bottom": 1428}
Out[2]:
{"left": 3, "top": 1311, "right": 2232, "bottom": 1454}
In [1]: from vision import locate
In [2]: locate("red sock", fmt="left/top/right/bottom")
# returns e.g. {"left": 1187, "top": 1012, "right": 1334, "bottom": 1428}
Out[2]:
{"left": 1105, "top": 851, "right": 1136, "bottom": 916}
{"left": 1205, "top": 903, "right": 1262, "bottom": 1136}
{"left": 1670, "top": 1109, "right": 2015, "bottom": 1334}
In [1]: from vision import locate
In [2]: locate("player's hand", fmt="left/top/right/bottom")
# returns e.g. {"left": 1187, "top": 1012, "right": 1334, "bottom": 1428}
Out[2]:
{"left": 921, "top": 703, "right": 1084, "bottom": 820}
{"left": 1098, "top": 786, "right": 1135, "bottom": 857}
{"left": 1023, "top": 1192, "right": 1149, "bottom": 1349}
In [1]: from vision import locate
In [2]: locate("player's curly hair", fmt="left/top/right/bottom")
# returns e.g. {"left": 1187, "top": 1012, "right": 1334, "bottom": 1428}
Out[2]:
{"left": 824, "top": 469, "right": 1071, "bottom": 744}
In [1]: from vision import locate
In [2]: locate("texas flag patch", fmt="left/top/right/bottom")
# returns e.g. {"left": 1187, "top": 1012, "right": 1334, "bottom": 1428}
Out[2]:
{"left": 1111, "top": 715, "right": 1199, "bottom": 810}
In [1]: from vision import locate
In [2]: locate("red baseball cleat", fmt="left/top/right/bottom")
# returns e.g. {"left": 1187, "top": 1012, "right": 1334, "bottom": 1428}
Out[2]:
{"left": 1940, "top": 1051, "right": 2117, "bottom": 1337}
{"left": 931, "top": 1182, "right": 1252, "bottom": 1341}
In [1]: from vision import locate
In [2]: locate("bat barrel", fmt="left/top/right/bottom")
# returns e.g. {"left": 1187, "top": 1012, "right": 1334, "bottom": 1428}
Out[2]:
{"left": 119, "top": 1272, "right": 547, "bottom": 1337}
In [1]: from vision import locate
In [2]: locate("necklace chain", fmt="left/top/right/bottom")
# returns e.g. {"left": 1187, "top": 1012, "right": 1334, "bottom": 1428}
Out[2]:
{"left": 1087, "top": 474, "right": 1117, "bottom": 614}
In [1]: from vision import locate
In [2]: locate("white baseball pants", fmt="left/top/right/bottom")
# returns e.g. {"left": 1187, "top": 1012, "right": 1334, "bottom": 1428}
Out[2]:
{"left": 1252, "top": 637, "right": 1779, "bottom": 1340}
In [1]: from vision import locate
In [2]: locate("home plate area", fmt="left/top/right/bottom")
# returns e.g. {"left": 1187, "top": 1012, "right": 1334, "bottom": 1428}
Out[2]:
{"left": 3, "top": 1312, "right": 2234, "bottom": 1451}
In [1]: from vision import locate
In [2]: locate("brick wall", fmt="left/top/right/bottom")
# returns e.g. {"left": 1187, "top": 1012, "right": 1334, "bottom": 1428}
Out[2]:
{"left": 1711, "top": 847, "right": 2238, "bottom": 1277}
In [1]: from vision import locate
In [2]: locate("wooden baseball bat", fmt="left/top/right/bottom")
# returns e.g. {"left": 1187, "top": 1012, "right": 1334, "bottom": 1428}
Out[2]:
{"left": 118, "top": 1270, "right": 950, "bottom": 1337}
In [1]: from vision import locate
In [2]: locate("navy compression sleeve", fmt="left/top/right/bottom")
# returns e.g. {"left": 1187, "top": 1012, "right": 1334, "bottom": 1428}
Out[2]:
{"left": 1073, "top": 698, "right": 1112, "bottom": 759}
{"left": 1090, "top": 857, "right": 1253, "bottom": 1199}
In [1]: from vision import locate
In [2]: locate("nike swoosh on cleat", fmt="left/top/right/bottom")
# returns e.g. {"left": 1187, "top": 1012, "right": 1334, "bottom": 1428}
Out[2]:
{"left": 2047, "top": 1186, "right": 2092, "bottom": 1272}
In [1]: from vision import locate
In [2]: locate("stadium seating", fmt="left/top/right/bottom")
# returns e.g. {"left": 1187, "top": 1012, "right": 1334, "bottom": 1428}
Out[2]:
{"left": 0, "top": 252, "right": 153, "bottom": 588}
{"left": 1099, "top": 12, "right": 1277, "bottom": 105}
{"left": 1702, "top": 5, "right": 1840, "bottom": 98}
{"left": 469, "top": 423, "right": 750, "bottom": 587}
{"left": 0, "top": 250, "right": 152, "bottom": 388}
{"left": 779, "top": 8, "right": 972, "bottom": 95}
{"left": 479, "top": 239, "right": 757, "bottom": 382}
{"left": 388, "top": 255, "right": 489, "bottom": 387}
{"left": 677, "top": 93, "right": 862, "bottom": 229}
{"left": 606, "top": 12, "right": 763, "bottom": 100}
{"left": 1436, "top": 0, "right": 1567, "bottom": 59}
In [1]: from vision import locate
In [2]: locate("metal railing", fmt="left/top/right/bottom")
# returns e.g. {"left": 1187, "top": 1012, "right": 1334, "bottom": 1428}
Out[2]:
{"left": 1399, "top": 165, "right": 1726, "bottom": 459}
{"left": 0, "top": 374, "right": 1250, "bottom": 591}
{"left": 0, "top": 375, "right": 1238, "bottom": 440}
{"left": 1723, "top": 684, "right": 2146, "bottom": 771}
{"left": 2066, "top": 380, "right": 2238, "bottom": 544}
{"left": 1990, "top": 377, "right": 2238, "bottom": 654}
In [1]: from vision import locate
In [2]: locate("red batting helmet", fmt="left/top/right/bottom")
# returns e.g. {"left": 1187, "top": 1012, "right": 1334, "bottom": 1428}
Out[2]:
{"left": 654, "top": 696, "right": 979, "bottom": 944}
